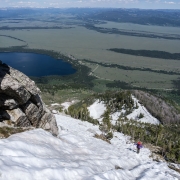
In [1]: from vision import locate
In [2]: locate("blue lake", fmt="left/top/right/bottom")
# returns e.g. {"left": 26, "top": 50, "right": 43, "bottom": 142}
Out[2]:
{"left": 0, "top": 52, "right": 76, "bottom": 77}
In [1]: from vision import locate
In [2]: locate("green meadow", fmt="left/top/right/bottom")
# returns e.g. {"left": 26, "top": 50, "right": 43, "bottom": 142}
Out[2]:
{"left": 1, "top": 13, "right": 180, "bottom": 92}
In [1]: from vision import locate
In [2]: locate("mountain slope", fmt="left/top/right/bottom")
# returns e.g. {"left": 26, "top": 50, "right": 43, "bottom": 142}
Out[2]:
{"left": 0, "top": 114, "right": 179, "bottom": 180}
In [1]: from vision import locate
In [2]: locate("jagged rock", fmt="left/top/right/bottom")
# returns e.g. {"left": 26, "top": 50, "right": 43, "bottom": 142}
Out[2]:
{"left": 30, "top": 94, "right": 44, "bottom": 114}
{"left": 0, "top": 62, "right": 58, "bottom": 136}
{"left": 9, "top": 67, "right": 40, "bottom": 95}
{"left": 7, "top": 108, "right": 31, "bottom": 127}
{"left": 0, "top": 73, "right": 31, "bottom": 104}
{"left": 22, "top": 101, "right": 42, "bottom": 127}
{"left": 39, "top": 110, "right": 58, "bottom": 136}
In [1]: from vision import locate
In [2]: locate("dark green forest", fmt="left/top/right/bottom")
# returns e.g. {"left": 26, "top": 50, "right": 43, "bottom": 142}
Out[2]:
{"left": 109, "top": 48, "right": 180, "bottom": 60}
{"left": 85, "top": 24, "right": 180, "bottom": 40}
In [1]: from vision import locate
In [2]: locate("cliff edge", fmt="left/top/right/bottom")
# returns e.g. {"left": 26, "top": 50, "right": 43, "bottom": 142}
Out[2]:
{"left": 0, "top": 60, "right": 58, "bottom": 136}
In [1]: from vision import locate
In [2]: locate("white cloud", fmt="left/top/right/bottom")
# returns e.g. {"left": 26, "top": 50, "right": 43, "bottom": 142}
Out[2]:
{"left": 0, "top": 0, "right": 180, "bottom": 8}
{"left": 164, "top": 1, "right": 176, "bottom": 4}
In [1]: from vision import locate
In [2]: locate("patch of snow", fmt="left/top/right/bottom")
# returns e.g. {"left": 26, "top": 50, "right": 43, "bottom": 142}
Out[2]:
{"left": 61, "top": 101, "right": 75, "bottom": 110}
{"left": 127, "top": 96, "right": 160, "bottom": 125}
{"left": 0, "top": 114, "right": 178, "bottom": 179}
{"left": 111, "top": 111, "right": 121, "bottom": 121}
{"left": 52, "top": 110, "right": 58, "bottom": 114}
{"left": 51, "top": 103, "right": 60, "bottom": 106}
{"left": 111, "top": 110, "right": 126, "bottom": 125}
{"left": 110, "top": 96, "right": 159, "bottom": 125}
{"left": 88, "top": 100, "right": 106, "bottom": 119}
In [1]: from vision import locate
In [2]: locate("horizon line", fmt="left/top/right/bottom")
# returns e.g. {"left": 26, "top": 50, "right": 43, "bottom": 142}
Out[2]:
{"left": 1, "top": 7, "right": 180, "bottom": 10}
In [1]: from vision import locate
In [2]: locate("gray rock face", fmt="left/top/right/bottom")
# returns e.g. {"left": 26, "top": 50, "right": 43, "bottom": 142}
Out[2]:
{"left": 22, "top": 101, "right": 42, "bottom": 127}
{"left": 0, "top": 62, "right": 58, "bottom": 136}
{"left": 39, "top": 111, "right": 58, "bottom": 136}
{"left": 7, "top": 108, "right": 31, "bottom": 127}
{"left": 1, "top": 73, "right": 31, "bottom": 104}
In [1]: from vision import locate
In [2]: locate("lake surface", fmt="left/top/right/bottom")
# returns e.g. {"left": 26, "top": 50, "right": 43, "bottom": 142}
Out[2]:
{"left": 0, "top": 52, "right": 76, "bottom": 77}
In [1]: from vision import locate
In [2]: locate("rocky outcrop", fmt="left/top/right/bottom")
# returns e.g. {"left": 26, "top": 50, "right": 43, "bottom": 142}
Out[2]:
{"left": 0, "top": 60, "right": 58, "bottom": 136}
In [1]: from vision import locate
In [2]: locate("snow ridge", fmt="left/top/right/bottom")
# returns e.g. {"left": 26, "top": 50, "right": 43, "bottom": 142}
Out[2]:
{"left": 87, "top": 96, "right": 160, "bottom": 125}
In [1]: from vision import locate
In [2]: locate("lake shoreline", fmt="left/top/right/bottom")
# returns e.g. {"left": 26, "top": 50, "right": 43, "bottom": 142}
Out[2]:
{"left": 0, "top": 46, "right": 96, "bottom": 89}
{"left": 0, "top": 47, "right": 78, "bottom": 77}
{"left": 0, "top": 52, "right": 76, "bottom": 77}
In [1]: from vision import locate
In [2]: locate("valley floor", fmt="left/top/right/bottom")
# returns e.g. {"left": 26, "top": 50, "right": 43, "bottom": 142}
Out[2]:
{"left": 0, "top": 114, "right": 179, "bottom": 180}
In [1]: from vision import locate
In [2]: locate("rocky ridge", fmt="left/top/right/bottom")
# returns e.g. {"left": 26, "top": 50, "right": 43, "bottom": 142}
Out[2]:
{"left": 0, "top": 60, "right": 58, "bottom": 136}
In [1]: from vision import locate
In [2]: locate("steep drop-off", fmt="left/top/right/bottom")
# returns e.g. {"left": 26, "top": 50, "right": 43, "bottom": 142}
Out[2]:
{"left": 0, "top": 60, "right": 58, "bottom": 136}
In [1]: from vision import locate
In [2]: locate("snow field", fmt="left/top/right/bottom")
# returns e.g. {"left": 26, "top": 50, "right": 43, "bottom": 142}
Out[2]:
{"left": 87, "top": 96, "right": 160, "bottom": 125}
{"left": 0, "top": 114, "right": 179, "bottom": 180}
{"left": 88, "top": 100, "right": 106, "bottom": 120}
{"left": 61, "top": 101, "right": 76, "bottom": 111}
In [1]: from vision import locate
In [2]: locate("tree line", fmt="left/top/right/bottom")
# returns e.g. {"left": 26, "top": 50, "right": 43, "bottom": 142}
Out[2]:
{"left": 109, "top": 48, "right": 180, "bottom": 61}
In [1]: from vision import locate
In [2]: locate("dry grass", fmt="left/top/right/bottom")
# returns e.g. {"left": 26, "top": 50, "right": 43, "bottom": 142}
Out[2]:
{"left": 168, "top": 165, "right": 180, "bottom": 174}
{"left": 94, "top": 133, "right": 111, "bottom": 144}
{"left": 0, "top": 126, "right": 33, "bottom": 138}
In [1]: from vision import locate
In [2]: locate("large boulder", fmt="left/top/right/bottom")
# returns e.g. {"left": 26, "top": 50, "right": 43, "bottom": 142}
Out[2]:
{"left": 0, "top": 61, "right": 58, "bottom": 136}
{"left": 0, "top": 73, "right": 31, "bottom": 104}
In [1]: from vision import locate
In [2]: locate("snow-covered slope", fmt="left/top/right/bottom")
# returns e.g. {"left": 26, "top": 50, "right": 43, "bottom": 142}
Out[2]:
{"left": 87, "top": 96, "right": 159, "bottom": 125}
{"left": 0, "top": 114, "right": 179, "bottom": 180}
{"left": 61, "top": 101, "right": 76, "bottom": 110}
{"left": 88, "top": 100, "right": 106, "bottom": 120}
{"left": 126, "top": 96, "right": 160, "bottom": 125}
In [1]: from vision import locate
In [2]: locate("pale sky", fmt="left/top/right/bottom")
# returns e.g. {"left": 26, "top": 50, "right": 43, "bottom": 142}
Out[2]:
{"left": 0, "top": 0, "right": 180, "bottom": 9}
